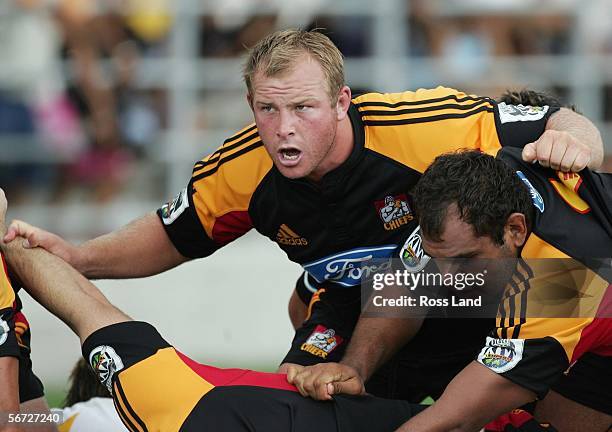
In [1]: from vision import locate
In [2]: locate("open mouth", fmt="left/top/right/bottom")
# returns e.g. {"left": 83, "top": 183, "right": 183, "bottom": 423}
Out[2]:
{"left": 278, "top": 148, "right": 302, "bottom": 166}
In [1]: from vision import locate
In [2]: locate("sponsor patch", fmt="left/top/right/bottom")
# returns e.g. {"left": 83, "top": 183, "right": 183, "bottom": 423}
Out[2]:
{"left": 89, "top": 345, "right": 125, "bottom": 393}
{"left": 276, "top": 224, "right": 308, "bottom": 246}
{"left": 300, "top": 325, "right": 343, "bottom": 359}
{"left": 304, "top": 245, "right": 396, "bottom": 287}
{"left": 374, "top": 194, "right": 414, "bottom": 231}
{"left": 161, "top": 187, "right": 189, "bottom": 225}
{"left": 498, "top": 102, "right": 549, "bottom": 124}
{"left": 516, "top": 171, "right": 545, "bottom": 213}
{"left": 400, "top": 226, "right": 431, "bottom": 272}
{"left": 0, "top": 315, "right": 9, "bottom": 346}
{"left": 477, "top": 337, "right": 524, "bottom": 374}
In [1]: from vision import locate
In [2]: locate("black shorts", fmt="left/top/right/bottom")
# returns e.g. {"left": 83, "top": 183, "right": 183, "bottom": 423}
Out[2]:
{"left": 15, "top": 311, "right": 45, "bottom": 403}
{"left": 282, "top": 287, "right": 494, "bottom": 402}
{"left": 550, "top": 352, "right": 612, "bottom": 415}
{"left": 82, "top": 321, "right": 426, "bottom": 432}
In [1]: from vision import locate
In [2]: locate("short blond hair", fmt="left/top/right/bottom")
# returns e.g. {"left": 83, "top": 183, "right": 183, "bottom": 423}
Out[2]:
{"left": 243, "top": 29, "right": 345, "bottom": 104}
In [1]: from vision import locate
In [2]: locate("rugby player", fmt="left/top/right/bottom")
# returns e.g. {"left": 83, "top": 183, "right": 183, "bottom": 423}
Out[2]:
{"left": 290, "top": 149, "right": 611, "bottom": 431}
{"left": 0, "top": 260, "right": 57, "bottom": 432}
{"left": 0, "top": 190, "right": 430, "bottom": 432}
{"left": 3, "top": 30, "right": 605, "bottom": 402}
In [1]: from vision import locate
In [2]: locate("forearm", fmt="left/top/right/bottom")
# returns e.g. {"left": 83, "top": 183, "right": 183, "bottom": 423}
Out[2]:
{"left": 77, "top": 213, "right": 189, "bottom": 279}
{"left": 547, "top": 107, "right": 604, "bottom": 169}
{"left": 1, "top": 239, "right": 128, "bottom": 342}
{"left": 341, "top": 316, "right": 423, "bottom": 380}
{"left": 0, "top": 356, "right": 19, "bottom": 427}
{"left": 396, "top": 362, "right": 536, "bottom": 432}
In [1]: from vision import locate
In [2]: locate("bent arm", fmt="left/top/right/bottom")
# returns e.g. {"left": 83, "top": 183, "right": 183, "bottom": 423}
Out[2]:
{"left": 77, "top": 213, "right": 189, "bottom": 279}
{"left": 396, "top": 361, "right": 536, "bottom": 432}
{"left": 548, "top": 108, "right": 604, "bottom": 169}
{"left": 341, "top": 315, "right": 423, "bottom": 381}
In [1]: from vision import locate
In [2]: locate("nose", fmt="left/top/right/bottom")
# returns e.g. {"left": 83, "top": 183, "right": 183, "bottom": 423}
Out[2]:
{"left": 276, "top": 109, "right": 296, "bottom": 140}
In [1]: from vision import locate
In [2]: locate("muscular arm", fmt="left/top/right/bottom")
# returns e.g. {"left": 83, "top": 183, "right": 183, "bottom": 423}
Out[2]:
{"left": 523, "top": 107, "right": 604, "bottom": 171}
{"left": 0, "top": 356, "right": 19, "bottom": 421}
{"left": 396, "top": 361, "right": 535, "bottom": 432}
{"left": 77, "top": 213, "right": 189, "bottom": 279}
{"left": 5, "top": 213, "right": 189, "bottom": 280}
{"left": 341, "top": 315, "right": 423, "bottom": 381}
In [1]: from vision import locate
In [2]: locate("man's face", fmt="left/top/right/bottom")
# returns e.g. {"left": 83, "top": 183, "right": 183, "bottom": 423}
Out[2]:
{"left": 421, "top": 205, "right": 515, "bottom": 261}
{"left": 421, "top": 204, "right": 523, "bottom": 288}
{"left": 249, "top": 55, "right": 349, "bottom": 181}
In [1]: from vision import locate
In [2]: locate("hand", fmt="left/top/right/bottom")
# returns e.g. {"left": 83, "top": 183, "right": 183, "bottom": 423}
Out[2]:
{"left": 2, "top": 220, "right": 77, "bottom": 266}
{"left": 286, "top": 362, "right": 366, "bottom": 401}
{"left": 522, "top": 130, "right": 591, "bottom": 172}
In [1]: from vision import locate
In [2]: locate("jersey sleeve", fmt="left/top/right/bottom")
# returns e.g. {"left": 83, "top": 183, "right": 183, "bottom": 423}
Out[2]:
{"left": 493, "top": 102, "right": 560, "bottom": 149}
{"left": 0, "top": 253, "right": 18, "bottom": 359}
{"left": 357, "top": 86, "right": 559, "bottom": 174}
{"left": 476, "top": 259, "right": 611, "bottom": 398}
{"left": 157, "top": 125, "right": 273, "bottom": 258}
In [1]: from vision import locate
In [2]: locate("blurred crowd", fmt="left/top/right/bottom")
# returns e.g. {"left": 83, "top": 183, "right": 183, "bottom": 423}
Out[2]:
{"left": 1, "top": 0, "right": 611, "bottom": 205}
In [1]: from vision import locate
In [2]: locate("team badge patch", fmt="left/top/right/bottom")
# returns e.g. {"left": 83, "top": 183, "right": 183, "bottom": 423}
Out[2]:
{"left": 161, "top": 187, "right": 189, "bottom": 225}
{"left": 374, "top": 194, "right": 414, "bottom": 231}
{"left": 400, "top": 226, "right": 431, "bottom": 272}
{"left": 477, "top": 337, "right": 525, "bottom": 374}
{"left": 498, "top": 102, "right": 549, "bottom": 124}
{"left": 89, "top": 345, "right": 125, "bottom": 393}
{"left": 300, "top": 325, "right": 343, "bottom": 359}
{"left": 516, "top": 171, "right": 545, "bottom": 213}
{"left": 0, "top": 315, "right": 9, "bottom": 346}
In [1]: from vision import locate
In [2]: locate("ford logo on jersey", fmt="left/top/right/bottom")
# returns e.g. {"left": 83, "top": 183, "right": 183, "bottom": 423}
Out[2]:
{"left": 303, "top": 245, "right": 397, "bottom": 287}
{"left": 516, "top": 171, "right": 545, "bottom": 213}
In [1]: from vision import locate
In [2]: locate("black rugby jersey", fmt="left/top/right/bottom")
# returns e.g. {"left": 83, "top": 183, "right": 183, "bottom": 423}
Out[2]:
{"left": 476, "top": 147, "right": 612, "bottom": 398}
{"left": 158, "top": 87, "right": 558, "bottom": 289}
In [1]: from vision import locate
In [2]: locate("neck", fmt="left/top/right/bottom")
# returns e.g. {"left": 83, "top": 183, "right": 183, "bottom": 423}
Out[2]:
{"left": 307, "top": 115, "right": 354, "bottom": 182}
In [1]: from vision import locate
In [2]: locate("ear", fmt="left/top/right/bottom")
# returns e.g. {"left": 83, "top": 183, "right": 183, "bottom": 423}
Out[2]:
{"left": 504, "top": 213, "right": 528, "bottom": 249}
{"left": 247, "top": 93, "right": 254, "bottom": 111}
{"left": 335, "top": 86, "right": 352, "bottom": 121}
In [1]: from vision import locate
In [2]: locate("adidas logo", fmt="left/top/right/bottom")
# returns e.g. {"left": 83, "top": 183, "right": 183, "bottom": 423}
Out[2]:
{"left": 276, "top": 224, "right": 308, "bottom": 246}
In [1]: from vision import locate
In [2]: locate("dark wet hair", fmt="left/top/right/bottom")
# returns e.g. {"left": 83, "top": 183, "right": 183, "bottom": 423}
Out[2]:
{"left": 413, "top": 150, "right": 534, "bottom": 245}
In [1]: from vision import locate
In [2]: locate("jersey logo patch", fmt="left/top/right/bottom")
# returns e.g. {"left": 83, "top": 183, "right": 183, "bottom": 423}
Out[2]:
{"left": 0, "top": 314, "right": 9, "bottom": 346}
{"left": 300, "top": 325, "right": 343, "bottom": 359}
{"left": 161, "top": 187, "right": 189, "bottom": 225}
{"left": 477, "top": 337, "right": 525, "bottom": 374}
{"left": 498, "top": 102, "right": 549, "bottom": 124}
{"left": 549, "top": 172, "right": 590, "bottom": 214}
{"left": 516, "top": 171, "right": 545, "bottom": 213}
{"left": 89, "top": 345, "right": 125, "bottom": 393}
{"left": 400, "top": 226, "right": 431, "bottom": 272}
{"left": 304, "top": 245, "right": 396, "bottom": 287}
{"left": 374, "top": 194, "right": 414, "bottom": 231}
{"left": 276, "top": 224, "right": 308, "bottom": 246}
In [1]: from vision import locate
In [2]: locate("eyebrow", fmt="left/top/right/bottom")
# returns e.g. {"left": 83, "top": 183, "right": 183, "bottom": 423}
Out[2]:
{"left": 452, "top": 251, "right": 478, "bottom": 259}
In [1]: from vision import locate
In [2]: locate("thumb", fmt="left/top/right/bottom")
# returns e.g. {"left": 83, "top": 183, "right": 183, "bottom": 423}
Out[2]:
{"left": 522, "top": 142, "right": 537, "bottom": 163}
{"left": 330, "top": 378, "right": 364, "bottom": 396}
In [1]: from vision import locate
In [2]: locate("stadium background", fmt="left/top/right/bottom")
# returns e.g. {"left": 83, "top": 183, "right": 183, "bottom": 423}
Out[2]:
{"left": 1, "top": 0, "right": 612, "bottom": 406}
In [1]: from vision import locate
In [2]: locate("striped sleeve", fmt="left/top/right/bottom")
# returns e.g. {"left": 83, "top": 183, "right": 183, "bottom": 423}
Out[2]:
{"left": 0, "top": 253, "right": 18, "bottom": 358}
{"left": 357, "top": 87, "right": 558, "bottom": 173}
{"left": 157, "top": 124, "right": 272, "bottom": 258}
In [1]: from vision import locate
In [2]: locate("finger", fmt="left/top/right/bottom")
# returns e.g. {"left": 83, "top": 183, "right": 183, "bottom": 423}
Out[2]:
{"left": 571, "top": 151, "right": 590, "bottom": 172}
{"left": 332, "top": 378, "right": 365, "bottom": 396}
{"left": 285, "top": 365, "right": 304, "bottom": 383}
{"left": 548, "top": 139, "right": 568, "bottom": 171}
{"left": 534, "top": 134, "right": 554, "bottom": 168}
{"left": 314, "top": 378, "right": 333, "bottom": 401}
{"left": 3, "top": 220, "right": 30, "bottom": 243}
{"left": 521, "top": 142, "right": 537, "bottom": 163}
{"left": 558, "top": 146, "right": 580, "bottom": 173}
